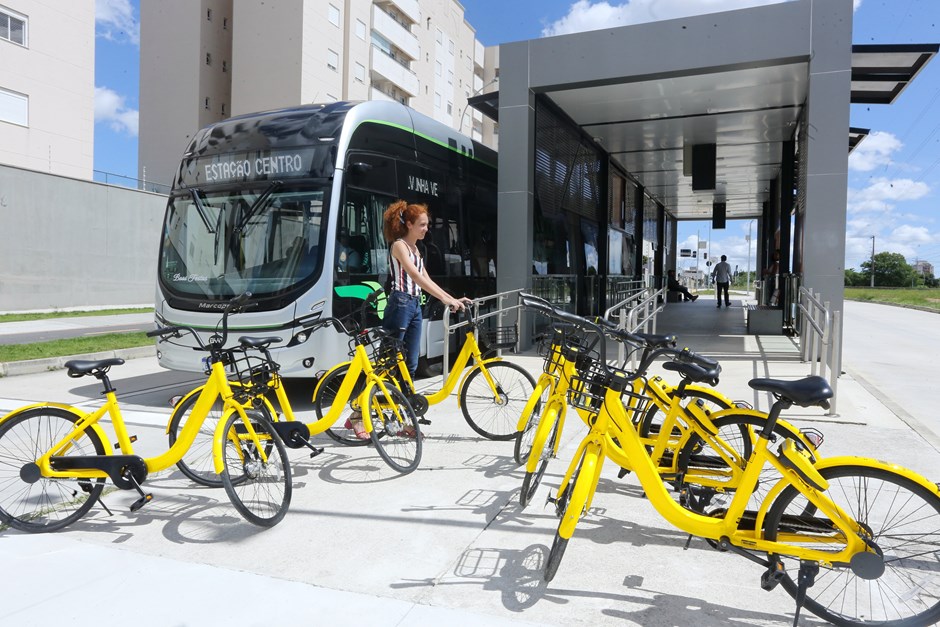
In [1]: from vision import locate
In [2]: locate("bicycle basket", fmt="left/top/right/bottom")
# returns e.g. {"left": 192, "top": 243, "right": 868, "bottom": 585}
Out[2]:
{"left": 481, "top": 325, "right": 518, "bottom": 351}
{"left": 567, "top": 356, "right": 642, "bottom": 418}
{"left": 227, "top": 348, "right": 279, "bottom": 390}
{"left": 355, "top": 328, "right": 406, "bottom": 374}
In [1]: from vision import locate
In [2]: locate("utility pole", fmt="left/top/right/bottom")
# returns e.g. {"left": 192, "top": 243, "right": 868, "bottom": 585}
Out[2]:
{"left": 870, "top": 235, "right": 875, "bottom": 288}
{"left": 746, "top": 220, "right": 753, "bottom": 295}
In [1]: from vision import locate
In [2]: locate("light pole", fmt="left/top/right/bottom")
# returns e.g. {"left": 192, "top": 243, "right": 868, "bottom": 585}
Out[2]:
{"left": 458, "top": 77, "right": 499, "bottom": 137}
{"left": 746, "top": 219, "right": 754, "bottom": 295}
{"left": 870, "top": 235, "right": 876, "bottom": 288}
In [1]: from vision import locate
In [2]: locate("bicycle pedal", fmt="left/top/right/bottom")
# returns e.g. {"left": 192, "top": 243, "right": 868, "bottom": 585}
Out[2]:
{"left": 760, "top": 561, "right": 786, "bottom": 591}
{"left": 418, "top": 418, "right": 431, "bottom": 425}
{"left": 129, "top": 493, "right": 153, "bottom": 512}
{"left": 617, "top": 467, "right": 631, "bottom": 479}
{"left": 309, "top": 446, "right": 325, "bottom": 459}
{"left": 114, "top": 435, "right": 137, "bottom": 449}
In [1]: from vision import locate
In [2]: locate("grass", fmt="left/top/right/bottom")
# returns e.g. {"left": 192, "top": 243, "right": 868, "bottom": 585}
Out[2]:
{"left": 0, "top": 332, "right": 152, "bottom": 363}
{"left": 0, "top": 307, "right": 152, "bottom": 323}
{"left": 844, "top": 287, "right": 940, "bottom": 311}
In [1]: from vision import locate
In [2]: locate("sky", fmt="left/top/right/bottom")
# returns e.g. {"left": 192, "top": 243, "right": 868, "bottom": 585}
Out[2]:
{"left": 94, "top": 0, "right": 940, "bottom": 275}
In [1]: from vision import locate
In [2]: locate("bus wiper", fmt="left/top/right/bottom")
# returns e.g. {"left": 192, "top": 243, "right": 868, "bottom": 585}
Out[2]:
{"left": 188, "top": 188, "right": 215, "bottom": 234}
{"left": 236, "top": 180, "right": 283, "bottom": 233}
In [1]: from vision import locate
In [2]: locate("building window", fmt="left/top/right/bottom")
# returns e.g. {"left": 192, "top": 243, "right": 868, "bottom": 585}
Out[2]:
{"left": 206, "top": 52, "right": 211, "bottom": 65}
{"left": 328, "top": 4, "right": 340, "bottom": 26}
{"left": 448, "top": 39, "right": 454, "bottom": 55}
{"left": 223, "top": 17, "right": 228, "bottom": 30}
{"left": 354, "top": 62, "right": 365, "bottom": 83}
{"left": 327, "top": 49, "right": 338, "bottom": 71}
{"left": 355, "top": 19, "right": 366, "bottom": 40}
{"left": 435, "top": 61, "right": 441, "bottom": 77}
{"left": 436, "top": 28, "right": 442, "bottom": 44}
{"left": 447, "top": 70, "right": 453, "bottom": 85}
{"left": 204, "top": 97, "right": 210, "bottom": 110}
{"left": 434, "top": 92, "right": 441, "bottom": 108}
{"left": 222, "top": 60, "right": 228, "bottom": 73}
{"left": 1, "top": 8, "right": 27, "bottom": 46}
{"left": 221, "top": 103, "right": 226, "bottom": 116}
{"left": 0, "top": 87, "right": 28, "bottom": 126}
{"left": 207, "top": 8, "right": 212, "bottom": 21}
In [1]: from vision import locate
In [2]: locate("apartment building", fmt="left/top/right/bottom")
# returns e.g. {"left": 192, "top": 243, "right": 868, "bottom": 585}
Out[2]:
{"left": 0, "top": 1, "right": 95, "bottom": 179}
{"left": 139, "top": 0, "right": 497, "bottom": 190}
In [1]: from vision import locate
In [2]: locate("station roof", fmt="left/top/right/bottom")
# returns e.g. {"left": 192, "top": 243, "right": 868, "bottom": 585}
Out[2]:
{"left": 469, "top": 43, "right": 937, "bottom": 221}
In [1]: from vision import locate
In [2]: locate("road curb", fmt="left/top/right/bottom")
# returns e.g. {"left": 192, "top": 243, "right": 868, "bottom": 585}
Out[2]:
{"left": 0, "top": 345, "right": 156, "bottom": 378}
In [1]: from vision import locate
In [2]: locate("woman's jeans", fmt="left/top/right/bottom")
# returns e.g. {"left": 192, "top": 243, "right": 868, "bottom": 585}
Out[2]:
{"left": 383, "top": 290, "right": 422, "bottom": 377}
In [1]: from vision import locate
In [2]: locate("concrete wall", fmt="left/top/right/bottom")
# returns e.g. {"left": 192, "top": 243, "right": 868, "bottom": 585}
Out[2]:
{"left": 0, "top": 164, "right": 167, "bottom": 311}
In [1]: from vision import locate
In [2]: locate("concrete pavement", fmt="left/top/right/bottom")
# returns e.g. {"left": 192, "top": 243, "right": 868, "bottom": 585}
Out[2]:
{"left": 1, "top": 295, "right": 938, "bottom": 626}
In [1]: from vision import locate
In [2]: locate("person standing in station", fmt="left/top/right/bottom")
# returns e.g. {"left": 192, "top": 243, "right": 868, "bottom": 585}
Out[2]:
{"left": 712, "top": 254, "right": 732, "bottom": 308}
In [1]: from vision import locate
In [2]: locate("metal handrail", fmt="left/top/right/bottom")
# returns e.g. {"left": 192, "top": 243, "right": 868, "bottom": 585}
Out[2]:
{"left": 607, "top": 286, "right": 666, "bottom": 367}
{"left": 441, "top": 288, "right": 524, "bottom": 380}
{"left": 797, "top": 285, "right": 841, "bottom": 414}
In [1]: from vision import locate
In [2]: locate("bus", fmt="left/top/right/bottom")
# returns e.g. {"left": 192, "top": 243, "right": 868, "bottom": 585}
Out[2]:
{"left": 154, "top": 100, "right": 498, "bottom": 377}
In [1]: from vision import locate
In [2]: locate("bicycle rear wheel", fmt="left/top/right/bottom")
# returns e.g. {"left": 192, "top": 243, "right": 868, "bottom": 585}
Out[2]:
{"left": 520, "top": 402, "right": 562, "bottom": 508}
{"left": 0, "top": 407, "right": 106, "bottom": 532}
{"left": 764, "top": 464, "right": 940, "bottom": 627}
{"left": 513, "top": 378, "right": 551, "bottom": 465}
{"left": 168, "top": 386, "right": 277, "bottom": 487}
{"left": 460, "top": 361, "right": 536, "bottom": 440}
{"left": 368, "top": 385, "right": 421, "bottom": 474}
{"left": 313, "top": 364, "right": 370, "bottom": 447}
{"left": 220, "top": 410, "right": 292, "bottom": 527}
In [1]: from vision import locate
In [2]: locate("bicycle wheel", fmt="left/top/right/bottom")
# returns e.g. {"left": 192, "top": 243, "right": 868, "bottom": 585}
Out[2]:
{"left": 675, "top": 413, "right": 805, "bottom": 511}
{"left": 764, "top": 465, "right": 940, "bottom": 627}
{"left": 368, "top": 385, "right": 421, "bottom": 474}
{"left": 520, "top": 403, "right": 562, "bottom": 508}
{"left": 0, "top": 407, "right": 106, "bottom": 532}
{"left": 168, "top": 386, "right": 277, "bottom": 487}
{"left": 545, "top": 446, "right": 597, "bottom": 582}
{"left": 313, "top": 364, "right": 371, "bottom": 447}
{"left": 459, "top": 361, "right": 536, "bottom": 441}
{"left": 220, "top": 409, "right": 292, "bottom": 527}
{"left": 513, "top": 378, "right": 552, "bottom": 465}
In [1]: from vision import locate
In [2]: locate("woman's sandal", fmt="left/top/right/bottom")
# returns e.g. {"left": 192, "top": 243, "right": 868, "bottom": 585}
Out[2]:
{"left": 344, "top": 412, "right": 370, "bottom": 440}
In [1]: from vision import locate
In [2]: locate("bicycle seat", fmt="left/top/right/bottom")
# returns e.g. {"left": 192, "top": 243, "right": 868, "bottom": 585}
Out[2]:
{"left": 634, "top": 332, "right": 677, "bottom": 348}
{"left": 748, "top": 375, "right": 833, "bottom": 408}
{"left": 238, "top": 336, "right": 282, "bottom": 349}
{"left": 64, "top": 358, "right": 125, "bottom": 377}
{"left": 662, "top": 360, "right": 720, "bottom": 386}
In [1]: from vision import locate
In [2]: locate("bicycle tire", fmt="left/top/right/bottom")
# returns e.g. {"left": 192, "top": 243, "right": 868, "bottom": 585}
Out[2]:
{"left": 459, "top": 361, "right": 536, "bottom": 441}
{"left": 168, "top": 386, "right": 277, "bottom": 487}
{"left": 544, "top": 446, "right": 596, "bottom": 582}
{"left": 764, "top": 464, "right": 940, "bottom": 627}
{"left": 220, "top": 410, "right": 292, "bottom": 528}
{"left": 675, "top": 412, "right": 805, "bottom": 512}
{"left": 0, "top": 407, "right": 106, "bottom": 532}
{"left": 513, "top": 378, "right": 552, "bottom": 465}
{"left": 313, "top": 364, "right": 371, "bottom": 447}
{"left": 520, "top": 403, "right": 562, "bottom": 508}
{"left": 368, "top": 385, "right": 422, "bottom": 474}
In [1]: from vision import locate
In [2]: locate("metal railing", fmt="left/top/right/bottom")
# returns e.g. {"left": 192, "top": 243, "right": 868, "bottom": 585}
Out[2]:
{"left": 93, "top": 170, "right": 171, "bottom": 195}
{"left": 604, "top": 286, "right": 666, "bottom": 368}
{"left": 441, "top": 288, "right": 524, "bottom": 380}
{"left": 797, "top": 285, "right": 842, "bottom": 415}
{"left": 531, "top": 275, "right": 578, "bottom": 312}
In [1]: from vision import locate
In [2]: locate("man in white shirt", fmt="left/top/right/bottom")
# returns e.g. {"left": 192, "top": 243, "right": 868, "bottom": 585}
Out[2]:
{"left": 712, "top": 254, "right": 732, "bottom": 308}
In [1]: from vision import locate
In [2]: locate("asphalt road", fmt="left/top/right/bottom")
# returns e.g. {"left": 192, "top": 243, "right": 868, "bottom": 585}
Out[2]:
{"left": 0, "top": 313, "right": 153, "bottom": 345}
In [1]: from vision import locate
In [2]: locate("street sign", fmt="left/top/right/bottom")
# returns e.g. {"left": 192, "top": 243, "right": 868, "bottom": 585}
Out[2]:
{"left": 680, "top": 249, "right": 692, "bottom": 257}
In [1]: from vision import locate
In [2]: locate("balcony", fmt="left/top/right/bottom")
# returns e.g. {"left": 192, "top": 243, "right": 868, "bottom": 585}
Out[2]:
{"left": 382, "top": 0, "right": 419, "bottom": 24}
{"left": 372, "top": 5, "right": 419, "bottom": 61}
{"left": 371, "top": 45, "right": 419, "bottom": 97}
{"left": 474, "top": 40, "right": 485, "bottom": 69}
{"left": 370, "top": 86, "right": 395, "bottom": 103}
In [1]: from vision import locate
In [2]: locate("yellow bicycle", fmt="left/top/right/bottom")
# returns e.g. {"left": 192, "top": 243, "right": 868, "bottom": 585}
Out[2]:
{"left": 0, "top": 294, "right": 292, "bottom": 531}
{"left": 520, "top": 294, "right": 940, "bottom": 627}
{"left": 314, "top": 296, "right": 534, "bottom": 444}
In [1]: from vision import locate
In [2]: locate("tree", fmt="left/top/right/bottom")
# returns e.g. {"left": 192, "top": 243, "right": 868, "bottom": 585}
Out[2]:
{"left": 844, "top": 268, "right": 866, "bottom": 286}
{"left": 860, "top": 251, "right": 915, "bottom": 287}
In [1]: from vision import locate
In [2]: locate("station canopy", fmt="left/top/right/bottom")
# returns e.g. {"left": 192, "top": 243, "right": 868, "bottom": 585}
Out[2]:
{"left": 469, "top": 43, "right": 936, "bottom": 222}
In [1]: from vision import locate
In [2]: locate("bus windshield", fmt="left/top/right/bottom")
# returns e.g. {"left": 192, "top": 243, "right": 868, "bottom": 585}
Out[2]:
{"left": 159, "top": 184, "right": 328, "bottom": 301}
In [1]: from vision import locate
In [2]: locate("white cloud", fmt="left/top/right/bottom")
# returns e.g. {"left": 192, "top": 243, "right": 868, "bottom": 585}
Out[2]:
{"left": 542, "top": 0, "right": 795, "bottom": 37}
{"left": 847, "top": 177, "right": 930, "bottom": 213}
{"left": 848, "top": 131, "right": 902, "bottom": 172}
{"left": 95, "top": 86, "right": 139, "bottom": 137}
{"left": 96, "top": 0, "right": 139, "bottom": 45}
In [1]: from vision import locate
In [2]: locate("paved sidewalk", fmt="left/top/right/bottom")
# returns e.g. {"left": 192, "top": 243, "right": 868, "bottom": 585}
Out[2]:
{"left": 1, "top": 298, "right": 938, "bottom": 626}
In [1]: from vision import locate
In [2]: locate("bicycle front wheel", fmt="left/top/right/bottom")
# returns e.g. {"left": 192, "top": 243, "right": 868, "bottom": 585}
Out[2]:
{"left": 313, "top": 364, "right": 370, "bottom": 447}
{"left": 545, "top": 446, "right": 598, "bottom": 582}
{"left": 169, "top": 386, "right": 277, "bottom": 487}
{"left": 764, "top": 464, "right": 940, "bottom": 627}
{"left": 460, "top": 361, "right": 536, "bottom": 441}
{"left": 520, "top": 402, "right": 562, "bottom": 508}
{"left": 0, "top": 407, "right": 106, "bottom": 532}
{"left": 368, "top": 385, "right": 421, "bottom": 474}
{"left": 220, "top": 410, "right": 292, "bottom": 528}
{"left": 513, "top": 378, "right": 552, "bottom": 465}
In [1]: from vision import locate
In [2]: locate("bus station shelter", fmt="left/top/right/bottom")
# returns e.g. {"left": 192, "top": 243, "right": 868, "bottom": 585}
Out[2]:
{"left": 472, "top": 0, "right": 936, "bottom": 353}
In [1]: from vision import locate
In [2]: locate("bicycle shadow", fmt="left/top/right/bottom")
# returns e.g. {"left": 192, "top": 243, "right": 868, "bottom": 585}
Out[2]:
{"left": 400, "top": 487, "right": 539, "bottom": 527}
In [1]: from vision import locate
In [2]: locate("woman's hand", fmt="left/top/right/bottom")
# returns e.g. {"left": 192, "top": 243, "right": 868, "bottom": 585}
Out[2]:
{"left": 447, "top": 296, "right": 472, "bottom": 312}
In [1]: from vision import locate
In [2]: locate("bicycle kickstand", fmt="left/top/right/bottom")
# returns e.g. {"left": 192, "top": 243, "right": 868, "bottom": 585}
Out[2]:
{"left": 791, "top": 561, "right": 819, "bottom": 627}
{"left": 122, "top": 469, "right": 153, "bottom": 512}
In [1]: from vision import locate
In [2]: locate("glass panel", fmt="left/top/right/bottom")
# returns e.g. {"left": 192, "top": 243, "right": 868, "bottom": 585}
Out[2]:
{"left": 10, "top": 16, "right": 24, "bottom": 45}
{"left": 159, "top": 184, "right": 328, "bottom": 300}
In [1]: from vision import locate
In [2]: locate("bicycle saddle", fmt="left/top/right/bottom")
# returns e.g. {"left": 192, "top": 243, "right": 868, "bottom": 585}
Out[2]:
{"left": 238, "top": 336, "right": 282, "bottom": 349}
{"left": 662, "top": 360, "right": 720, "bottom": 386}
{"left": 748, "top": 375, "right": 833, "bottom": 407}
{"left": 64, "top": 358, "right": 125, "bottom": 377}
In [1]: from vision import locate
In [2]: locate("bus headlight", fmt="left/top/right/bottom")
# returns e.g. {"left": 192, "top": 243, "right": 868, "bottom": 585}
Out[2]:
{"left": 287, "top": 330, "right": 310, "bottom": 347}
